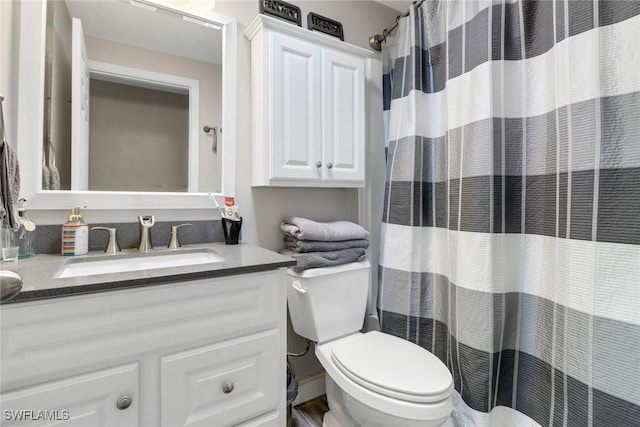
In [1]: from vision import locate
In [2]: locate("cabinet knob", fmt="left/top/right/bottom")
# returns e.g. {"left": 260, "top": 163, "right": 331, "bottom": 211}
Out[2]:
{"left": 316, "top": 161, "right": 322, "bottom": 168}
{"left": 222, "top": 381, "right": 235, "bottom": 394}
{"left": 326, "top": 162, "right": 333, "bottom": 169}
{"left": 116, "top": 395, "right": 133, "bottom": 410}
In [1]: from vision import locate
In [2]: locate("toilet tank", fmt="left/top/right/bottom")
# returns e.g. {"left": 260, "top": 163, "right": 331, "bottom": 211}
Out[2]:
{"left": 287, "top": 261, "right": 370, "bottom": 344}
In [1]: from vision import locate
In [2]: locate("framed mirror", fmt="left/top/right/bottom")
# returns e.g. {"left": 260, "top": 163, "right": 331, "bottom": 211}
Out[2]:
{"left": 16, "top": 0, "right": 236, "bottom": 210}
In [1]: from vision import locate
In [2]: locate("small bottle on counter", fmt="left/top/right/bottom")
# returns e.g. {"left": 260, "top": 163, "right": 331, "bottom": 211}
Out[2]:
{"left": 17, "top": 199, "right": 36, "bottom": 259}
{"left": 61, "top": 207, "right": 89, "bottom": 256}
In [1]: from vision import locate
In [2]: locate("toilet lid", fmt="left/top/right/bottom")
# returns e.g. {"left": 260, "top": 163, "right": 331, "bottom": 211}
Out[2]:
{"left": 330, "top": 331, "right": 453, "bottom": 403}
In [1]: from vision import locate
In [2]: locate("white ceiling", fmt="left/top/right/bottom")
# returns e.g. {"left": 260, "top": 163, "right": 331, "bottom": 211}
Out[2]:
{"left": 64, "top": 0, "right": 223, "bottom": 65}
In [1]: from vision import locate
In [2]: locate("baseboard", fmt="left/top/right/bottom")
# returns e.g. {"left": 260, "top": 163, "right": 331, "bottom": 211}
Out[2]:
{"left": 292, "top": 372, "right": 326, "bottom": 406}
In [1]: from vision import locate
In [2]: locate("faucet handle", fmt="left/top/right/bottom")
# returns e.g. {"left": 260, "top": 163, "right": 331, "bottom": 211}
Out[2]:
{"left": 138, "top": 215, "right": 155, "bottom": 227}
{"left": 90, "top": 227, "right": 121, "bottom": 253}
{"left": 138, "top": 216, "right": 154, "bottom": 252}
{"left": 168, "top": 223, "right": 192, "bottom": 249}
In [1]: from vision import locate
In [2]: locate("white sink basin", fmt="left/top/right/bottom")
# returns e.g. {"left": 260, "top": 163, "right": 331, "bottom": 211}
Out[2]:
{"left": 54, "top": 249, "right": 226, "bottom": 279}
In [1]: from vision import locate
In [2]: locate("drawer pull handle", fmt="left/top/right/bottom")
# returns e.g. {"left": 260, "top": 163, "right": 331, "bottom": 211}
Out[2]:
{"left": 222, "top": 381, "right": 235, "bottom": 394}
{"left": 316, "top": 161, "right": 322, "bottom": 168}
{"left": 116, "top": 395, "right": 133, "bottom": 410}
{"left": 326, "top": 162, "right": 333, "bottom": 169}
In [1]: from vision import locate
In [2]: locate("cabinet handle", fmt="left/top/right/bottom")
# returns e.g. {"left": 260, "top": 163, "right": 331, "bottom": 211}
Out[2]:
{"left": 222, "top": 381, "right": 235, "bottom": 394}
{"left": 316, "top": 161, "right": 322, "bottom": 168}
{"left": 326, "top": 162, "right": 333, "bottom": 170}
{"left": 116, "top": 395, "right": 133, "bottom": 410}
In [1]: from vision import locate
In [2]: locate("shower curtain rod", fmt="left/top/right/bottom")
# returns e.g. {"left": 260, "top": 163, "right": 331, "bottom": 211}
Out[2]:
{"left": 369, "top": 0, "right": 426, "bottom": 51}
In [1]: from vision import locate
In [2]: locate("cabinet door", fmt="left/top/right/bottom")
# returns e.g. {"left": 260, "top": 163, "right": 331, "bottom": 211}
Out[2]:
{"left": 270, "top": 33, "right": 323, "bottom": 181}
{"left": 161, "top": 330, "right": 282, "bottom": 427}
{"left": 322, "top": 48, "right": 365, "bottom": 183}
{"left": 0, "top": 363, "right": 139, "bottom": 427}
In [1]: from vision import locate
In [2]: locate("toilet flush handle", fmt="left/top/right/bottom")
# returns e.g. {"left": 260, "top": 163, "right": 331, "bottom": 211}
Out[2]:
{"left": 291, "top": 281, "right": 307, "bottom": 294}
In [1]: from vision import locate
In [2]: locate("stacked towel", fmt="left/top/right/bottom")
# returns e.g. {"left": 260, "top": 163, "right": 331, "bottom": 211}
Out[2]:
{"left": 280, "top": 217, "right": 369, "bottom": 272}
{"left": 284, "top": 236, "right": 369, "bottom": 253}
{"left": 0, "top": 142, "right": 21, "bottom": 230}
{"left": 281, "top": 216, "right": 369, "bottom": 241}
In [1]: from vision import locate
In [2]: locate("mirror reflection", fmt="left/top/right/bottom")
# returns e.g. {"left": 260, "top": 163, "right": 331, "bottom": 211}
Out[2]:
{"left": 44, "top": 0, "right": 223, "bottom": 193}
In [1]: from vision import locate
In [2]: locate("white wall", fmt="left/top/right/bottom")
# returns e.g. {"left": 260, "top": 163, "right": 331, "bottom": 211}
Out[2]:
{"left": 0, "top": 0, "right": 20, "bottom": 148}
{"left": 8, "top": 0, "right": 398, "bottom": 381}
{"left": 211, "top": 0, "right": 396, "bottom": 250}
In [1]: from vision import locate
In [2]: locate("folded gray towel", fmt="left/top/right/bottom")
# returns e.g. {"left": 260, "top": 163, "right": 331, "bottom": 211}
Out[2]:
{"left": 0, "top": 143, "right": 21, "bottom": 230}
{"left": 285, "top": 236, "right": 369, "bottom": 253}
{"left": 281, "top": 217, "right": 369, "bottom": 242}
{"left": 281, "top": 248, "right": 367, "bottom": 272}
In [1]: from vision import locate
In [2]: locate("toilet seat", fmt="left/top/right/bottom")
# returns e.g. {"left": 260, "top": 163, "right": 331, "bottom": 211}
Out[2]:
{"left": 316, "top": 332, "right": 454, "bottom": 422}
{"left": 329, "top": 331, "right": 453, "bottom": 404}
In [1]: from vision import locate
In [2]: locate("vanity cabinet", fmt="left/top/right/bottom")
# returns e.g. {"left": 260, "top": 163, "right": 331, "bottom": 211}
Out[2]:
{"left": 246, "top": 15, "right": 371, "bottom": 188}
{"left": 161, "top": 331, "right": 280, "bottom": 427}
{"left": 0, "top": 364, "right": 140, "bottom": 426}
{"left": 0, "top": 269, "right": 287, "bottom": 427}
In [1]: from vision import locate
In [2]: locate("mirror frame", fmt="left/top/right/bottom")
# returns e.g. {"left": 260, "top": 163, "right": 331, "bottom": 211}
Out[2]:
{"left": 16, "top": 0, "right": 237, "bottom": 210}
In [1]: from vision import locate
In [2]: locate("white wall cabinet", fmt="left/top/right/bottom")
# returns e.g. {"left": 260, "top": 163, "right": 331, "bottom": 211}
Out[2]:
{"left": 0, "top": 269, "right": 287, "bottom": 427}
{"left": 246, "top": 15, "right": 371, "bottom": 188}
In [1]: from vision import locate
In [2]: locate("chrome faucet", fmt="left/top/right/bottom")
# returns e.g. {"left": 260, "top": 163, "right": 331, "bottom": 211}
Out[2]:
{"left": 138, "top": 216, "right": 155, "bottom": 252}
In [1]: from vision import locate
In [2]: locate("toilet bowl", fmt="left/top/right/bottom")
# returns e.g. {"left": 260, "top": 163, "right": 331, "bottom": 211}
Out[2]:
{"left": 287, "top": 261, "right": 453, "bottom": 426}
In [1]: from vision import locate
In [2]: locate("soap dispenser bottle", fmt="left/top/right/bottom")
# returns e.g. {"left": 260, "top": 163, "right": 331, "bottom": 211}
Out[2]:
{"left": 62, "top": 207, "right": 89, "bottom": 256}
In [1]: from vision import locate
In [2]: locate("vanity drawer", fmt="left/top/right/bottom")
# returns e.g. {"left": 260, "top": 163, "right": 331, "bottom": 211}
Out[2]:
{"left": 0, "top": 363, "right": 139, "bottom": 427}
{"left": 1, "top": 270, "right": 286, "bottom": 388}
{"left": 160, "top": 329, "right": 282, "bottom": 427}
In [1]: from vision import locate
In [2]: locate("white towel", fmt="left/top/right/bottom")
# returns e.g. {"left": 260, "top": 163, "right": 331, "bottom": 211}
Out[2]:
{"left": 280, "top": 217, "right": 369, "bottom": 241}
{"left": 0, "top": 142, "right": 21, "bottom": 230}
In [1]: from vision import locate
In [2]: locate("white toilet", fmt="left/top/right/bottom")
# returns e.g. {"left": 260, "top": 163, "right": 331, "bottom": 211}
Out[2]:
{"left": 287, "top": 261, "right": 454, "bottom": 427}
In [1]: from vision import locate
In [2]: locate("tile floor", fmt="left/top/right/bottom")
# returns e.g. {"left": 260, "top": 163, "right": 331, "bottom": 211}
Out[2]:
{"left": 291, "top": 395, "right": 456, "bottom": 427}
{"left": 291, "top": 395, "right": 328, "bottom": 427}
{"left": 290, "top": 395, "right": 455, "bottom": 427}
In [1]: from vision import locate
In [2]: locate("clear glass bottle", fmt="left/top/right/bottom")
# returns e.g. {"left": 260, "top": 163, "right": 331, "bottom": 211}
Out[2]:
{"left": 17, "top": 201, "right": 36, "bottom": 259}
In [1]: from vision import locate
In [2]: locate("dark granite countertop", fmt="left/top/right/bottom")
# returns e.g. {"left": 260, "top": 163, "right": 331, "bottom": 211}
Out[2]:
{"left": 0, "top": 243, "right": 296, "bottom": 304}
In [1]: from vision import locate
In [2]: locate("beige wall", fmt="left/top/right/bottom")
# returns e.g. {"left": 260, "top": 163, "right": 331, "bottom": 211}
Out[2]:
{"left": 89, "top": 80, "right": 190, "bottom": 192}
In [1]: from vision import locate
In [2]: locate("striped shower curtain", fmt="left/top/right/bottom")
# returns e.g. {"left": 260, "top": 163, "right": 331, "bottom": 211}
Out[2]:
{"left": 378, "top": 1, "right": 640, "bottom": 426}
